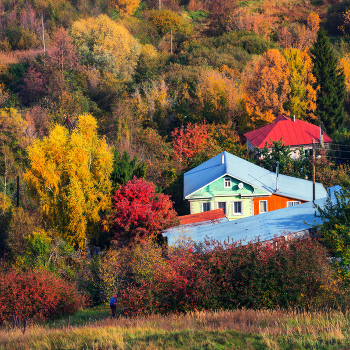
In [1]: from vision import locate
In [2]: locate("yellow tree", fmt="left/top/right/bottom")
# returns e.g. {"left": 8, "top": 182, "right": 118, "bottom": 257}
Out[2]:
{"left": 115, "top": 0, "right": 141, "bottom": 15}
{"left": 24, "top": 114, "right": 113, "bottom": 249}
{"left": 243, "top": 49, "right": 291, "bottom": 127}
{"left": 70, "top": 14, "right": 141, "bottom": 81}
{"left": 283, "top": 48, "right": 317, "bottom": 121}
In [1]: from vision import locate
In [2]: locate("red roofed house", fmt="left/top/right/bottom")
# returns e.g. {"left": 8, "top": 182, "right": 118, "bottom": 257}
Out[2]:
{"left": 244, "top": 115, "right": 332, "bottom": 159}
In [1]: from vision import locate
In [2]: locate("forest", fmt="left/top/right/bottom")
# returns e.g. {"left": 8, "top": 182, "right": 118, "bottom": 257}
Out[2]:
{"left": 2, "top": 0, "right": 350, "bottom": 331}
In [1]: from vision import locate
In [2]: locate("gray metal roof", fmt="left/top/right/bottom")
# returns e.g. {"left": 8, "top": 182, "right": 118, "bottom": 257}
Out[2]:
{"left": 166, "top": 186, "right": 341, "bottom": 246}
{"left": 184, "top": 151, "right": 327, "bottom": 201}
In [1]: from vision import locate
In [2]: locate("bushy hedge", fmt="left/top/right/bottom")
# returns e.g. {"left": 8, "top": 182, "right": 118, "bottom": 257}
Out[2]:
{"left": 118, "top": 238, "right": 345, "bottom": 315}
{"left": 0, "top": 270, "right": 84, "bottom": 323}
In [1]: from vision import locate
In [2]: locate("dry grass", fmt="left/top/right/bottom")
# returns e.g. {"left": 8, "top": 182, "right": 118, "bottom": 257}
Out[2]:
{"left": 0, "top": 49, "right": 42, "bottom": 66}
{"left": 1, "top": 309, "right": 350, "bottom": 349}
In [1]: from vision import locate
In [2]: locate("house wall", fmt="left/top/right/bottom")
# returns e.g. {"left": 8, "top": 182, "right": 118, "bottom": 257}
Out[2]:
{"left": 190, "top": 197, "right": 254, "bottom": 221}
{"left": 253, "top": 194, "right": 306, "bottom": 214}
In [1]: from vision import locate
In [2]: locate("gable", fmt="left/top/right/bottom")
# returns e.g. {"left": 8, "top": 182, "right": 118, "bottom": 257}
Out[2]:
{"left": 187, "top": 175, "right": 269, "bottom": 199}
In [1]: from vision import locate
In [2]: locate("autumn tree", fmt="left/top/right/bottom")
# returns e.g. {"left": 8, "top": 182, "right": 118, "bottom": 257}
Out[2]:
{"left": 115, "top": 0, "right": 141, "bottom": 15}
{"left": 171, "top": 122, "right": 220, "bottom": 170}
{"left": 148, "top": 10, "right": 192, "bottom": 36}
{"left": 310, "top": 29, "right": 346, "bottom": 135}
{"left": 71, "top": 14, "right": 142, "bottom": 81}
{"left": 107, "top": 177, "right": 178, "bottom": 246}
{"left": 283, "top": 48, "right": 317, "bottom": 121}
{"left": 242, "top": 49, "right": 291, "bottom": 127}
{"left": 0, "top": 108, "right": 30, "bottom": 201}
{"left": 195, "top": 69, "right": 242, "bottom": 124}
{"left": 24, "top": 114, "right": 113, "bottom": 249}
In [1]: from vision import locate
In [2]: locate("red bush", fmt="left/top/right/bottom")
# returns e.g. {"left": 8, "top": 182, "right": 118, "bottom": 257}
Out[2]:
{"left": 0, "top": 270, "right": 84, "bottom": 323}
{"left": 119, "top": 237, "right": 345, "bottom": 315}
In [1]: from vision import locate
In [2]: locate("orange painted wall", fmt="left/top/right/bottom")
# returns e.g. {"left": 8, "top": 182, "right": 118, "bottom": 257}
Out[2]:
{"left": 253, "top": 195, "right": 306, "bottom": 215}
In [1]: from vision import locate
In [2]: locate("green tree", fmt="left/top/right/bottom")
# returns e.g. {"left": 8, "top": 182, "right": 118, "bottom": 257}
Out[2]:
{"left": 310, "top": 29, "right": 346, "bottom": 135}
{"left": 314, "top": 188, "right": 350, "bottom": 283}
{"left": 255, "top": 140, "right": 312, "bottom": 179}
{"left": 111, "top": 149, "right": 146, "bottom": 188}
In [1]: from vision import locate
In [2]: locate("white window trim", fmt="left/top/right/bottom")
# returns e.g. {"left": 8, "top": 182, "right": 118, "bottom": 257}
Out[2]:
{"left": 223, "top": 177, "right": 231, "bottom": 188}
{"left": 259, "top": 200, "right": 268, "bottom": 214}
{"left": 232, "top": 201, "right": 243, "bottom": 215}
{"left": 287, "top": 201, "right": 300, "bottom": 207}
{"left": 202, "top": 202, "right": 211, "bottom": 212}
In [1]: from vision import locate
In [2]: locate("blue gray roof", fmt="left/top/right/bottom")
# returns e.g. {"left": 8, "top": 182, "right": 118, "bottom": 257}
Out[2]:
{"left": 184, "top": 151, "right": 327, "bottom": 201}
{"left": 166, "top": 186, "right": 341, "bottom": 246}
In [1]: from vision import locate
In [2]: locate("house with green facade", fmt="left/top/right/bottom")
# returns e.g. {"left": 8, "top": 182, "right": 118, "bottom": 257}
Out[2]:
{"left": 184, "top": 151, "right": 327, "bottom": 221}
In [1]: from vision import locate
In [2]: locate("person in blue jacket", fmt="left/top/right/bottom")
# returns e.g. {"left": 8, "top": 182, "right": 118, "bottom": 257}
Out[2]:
{"left": 110, "top": 293, "right": 117, "bottom": 317}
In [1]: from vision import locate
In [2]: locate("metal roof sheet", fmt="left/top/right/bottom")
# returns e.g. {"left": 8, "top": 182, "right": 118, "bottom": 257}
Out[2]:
{"left": 166, "top": 186, "right": 341, "bottom": 246}
{"left": 179, "top": 209, "right": 226, "bottom": 225}
{"left": 244, "top": 115, "right": 333, "bottom": 148}
{"left": 184, "top": 151, "right": 327, "bottom": 201}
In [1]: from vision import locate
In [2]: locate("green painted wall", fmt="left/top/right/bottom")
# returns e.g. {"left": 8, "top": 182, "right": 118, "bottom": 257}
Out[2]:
{"left": 187, "top": 175, "right": 269, "bottom": 220}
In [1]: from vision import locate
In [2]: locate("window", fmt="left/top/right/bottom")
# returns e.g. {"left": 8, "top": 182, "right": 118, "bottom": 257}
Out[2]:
{"left": 223, "top": 177, "right": 231, "bottom": 188}
{"left": 259, "top": 200, "right": 267, "bottom": 213}
{"left": 233, "top": 201, "right": 242, "bottom": 215}
{"left": 287, "top": 201, "right": 300, "bottom": 207}
{"left": 202, "top": 202, "right": 211, "bottom": 212}
{"left": 217, "top": 202, "right": 226, "bottom": 215}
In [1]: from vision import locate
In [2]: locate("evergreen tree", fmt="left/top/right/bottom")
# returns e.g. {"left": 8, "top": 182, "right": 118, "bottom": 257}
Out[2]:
{"left": 310, "top": 28, "right": 346, "bottom": 135}
{"left": 110, "top": 150, "right": 146, "bottom": 188}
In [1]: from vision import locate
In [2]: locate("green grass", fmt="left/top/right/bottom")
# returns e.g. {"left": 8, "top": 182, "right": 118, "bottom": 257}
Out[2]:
{"left": 3, "top": 308, "right": 350, "bottom": 349}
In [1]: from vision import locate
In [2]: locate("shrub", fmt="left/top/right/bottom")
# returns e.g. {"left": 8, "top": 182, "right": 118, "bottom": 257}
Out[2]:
{"left": 0, "top": 269, "right": 84, "bottom": 323}
{"left": 119, "top": 237, "right": 344, "bottom": 315}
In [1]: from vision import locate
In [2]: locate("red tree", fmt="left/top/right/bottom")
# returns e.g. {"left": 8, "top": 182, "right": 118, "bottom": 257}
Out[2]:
{"left": 109, "top": 177, "right": 178, "bottom": 246}
{"left": 171, "top": 122, "right": 209, "bottom": 168}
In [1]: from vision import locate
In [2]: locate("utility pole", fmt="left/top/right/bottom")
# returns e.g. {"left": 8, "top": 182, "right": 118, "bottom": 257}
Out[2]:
{"left": 312, "top": 139, "right": 315, "bottom": 201}
{"left": 170, "top": 28, "right": 173, "bottom": 55}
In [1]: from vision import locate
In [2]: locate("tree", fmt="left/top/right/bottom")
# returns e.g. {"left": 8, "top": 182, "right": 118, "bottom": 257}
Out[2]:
{"left": 0, "top": 108, "right": 30, "bottom": 201}
{"left": 242, "top": 49, "right": 291, "bottom": 127}
{"left": 171, "top": 122, "right": 220, "bottom": 170}
{"left": 24, "top": 114, "right": 113, "bottom": 249}
{"left": 70, "top": 14, "right": 142, "bottom": 81}
{"left": 107, "top": 177, "right": 178, "bottom": 246}
{"left": 310, "top": 29, "right": 346, "bottom": 135}
{"left": 115, "top": 0, "right": 141, "bottom": 15}
{"left": 314, "top": 188, "right": 350, "bottom": 282}
{"left": 283, "top": 48, "right": 317, "bottom": 121}
{"left": 110, "top": 149, "right": 146, "bottom": 188}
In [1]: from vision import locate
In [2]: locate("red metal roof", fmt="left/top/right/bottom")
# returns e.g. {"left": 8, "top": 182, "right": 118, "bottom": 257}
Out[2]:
{"left": 179, "top": 209, "right": 226, "bottom": 225}
{"left": 244, "top": 115, "right": 333, "bottom": 148}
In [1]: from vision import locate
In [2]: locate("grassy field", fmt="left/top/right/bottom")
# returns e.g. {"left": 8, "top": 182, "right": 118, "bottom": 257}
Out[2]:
{"left": 2, "top": 307, "right": 350, "bottom": 349}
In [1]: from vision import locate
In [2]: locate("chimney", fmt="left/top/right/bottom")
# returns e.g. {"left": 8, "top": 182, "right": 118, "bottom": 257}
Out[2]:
{"left": 221, "top": 154, "right": 224, "bottom": 164}
{"left": 276, "top": 161, "right": 279, "bottom": 192}
{"left": 293, "top": 115, "right": 296, "bottom": 122}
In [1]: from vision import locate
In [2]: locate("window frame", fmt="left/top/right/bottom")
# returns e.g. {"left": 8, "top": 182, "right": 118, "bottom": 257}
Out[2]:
{"left": 259, "top": 200, "right": 268, "bottom": 214}
{"left": 223, "top": 177, "right": 231, "bottom": 188}
{"left": 232, "top": 201, "right": 243, "bottom": 215}
{"left": 202, "top": 202, "right": 211, "bottom": 212}
{"left": 217, "top": 201, "right": 227, "bottom": 215}
{"left": 287, "top": 201, "right": 300, "bottom": 207}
